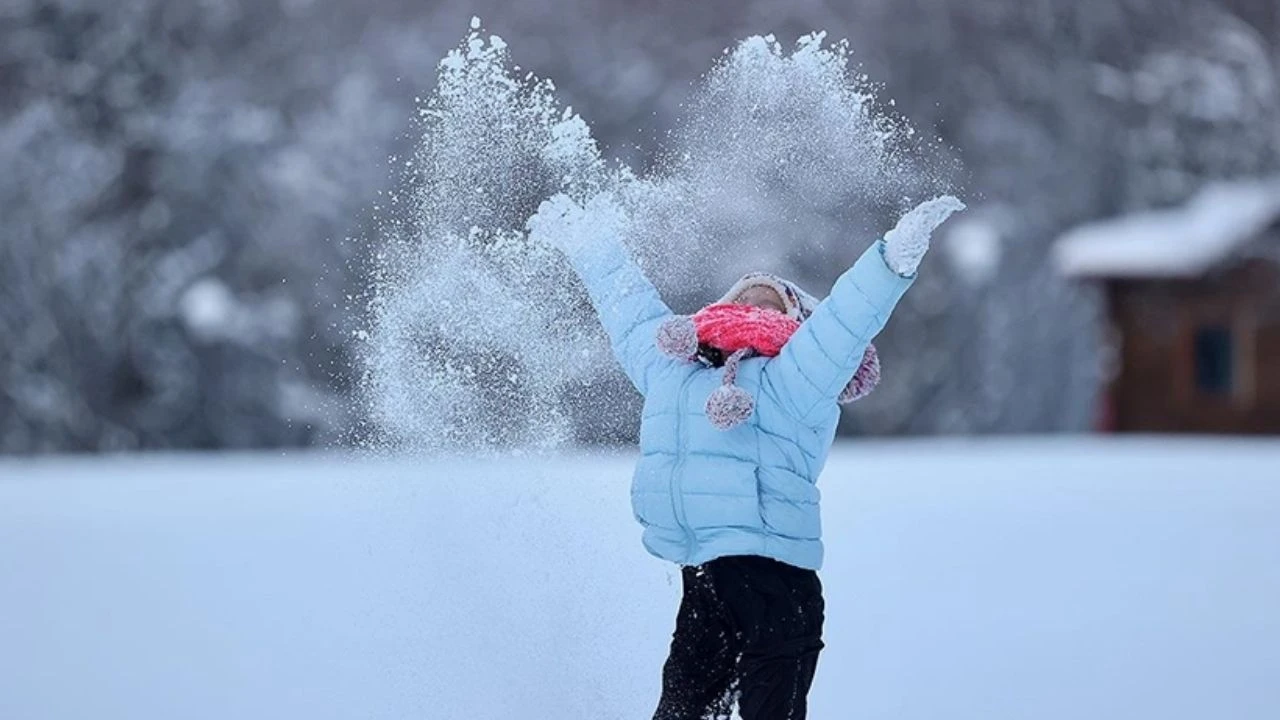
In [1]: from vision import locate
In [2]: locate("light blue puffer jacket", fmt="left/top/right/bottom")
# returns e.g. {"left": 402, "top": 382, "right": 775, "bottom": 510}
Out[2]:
{"left": 567, "top": 237, "right": 914, "bottom": 571}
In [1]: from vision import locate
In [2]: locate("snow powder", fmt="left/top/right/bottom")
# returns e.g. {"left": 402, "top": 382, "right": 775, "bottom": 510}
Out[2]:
{"left": 359, "top": 22, "right": 956, "bottom": 453}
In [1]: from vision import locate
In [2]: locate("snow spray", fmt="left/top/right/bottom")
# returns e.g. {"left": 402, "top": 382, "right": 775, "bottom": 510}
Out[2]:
{"left": 359, "top": 19, "right": 955, "bottom": 453}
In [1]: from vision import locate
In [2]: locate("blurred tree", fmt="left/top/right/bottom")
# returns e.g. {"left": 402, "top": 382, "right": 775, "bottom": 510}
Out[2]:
{"left": 0, "top": 0, "right": 413, "bottom": 451}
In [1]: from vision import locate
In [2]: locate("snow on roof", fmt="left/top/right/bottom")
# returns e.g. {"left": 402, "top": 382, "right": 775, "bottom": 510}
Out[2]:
{"left": 1054, "top": 177, "right": 1280, "bottom": 278}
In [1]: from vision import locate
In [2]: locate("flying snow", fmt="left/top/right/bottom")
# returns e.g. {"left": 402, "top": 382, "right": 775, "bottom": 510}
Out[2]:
{"left": 360, "top": 21, "right": 956, "bottom": 453}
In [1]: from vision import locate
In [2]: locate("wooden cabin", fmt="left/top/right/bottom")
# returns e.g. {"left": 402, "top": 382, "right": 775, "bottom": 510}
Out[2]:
{"left": 1055, "top": 178, "right": 1280, "bottom": 434}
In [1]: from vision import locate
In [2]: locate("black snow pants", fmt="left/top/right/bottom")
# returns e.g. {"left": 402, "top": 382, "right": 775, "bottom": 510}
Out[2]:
{"left": 652, "top": 555, "right": 825, "bottom": 720}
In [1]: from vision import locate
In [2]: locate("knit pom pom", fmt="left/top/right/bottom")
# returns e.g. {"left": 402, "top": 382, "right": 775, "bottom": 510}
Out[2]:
{"left": 706, "top": 384, "right": 755, "bottom": 430}
{"left": 655, "top": 315, "right": 698, "bottom": 358}
{"left": 838, "top": 344, "right": 881, "bottom": 404}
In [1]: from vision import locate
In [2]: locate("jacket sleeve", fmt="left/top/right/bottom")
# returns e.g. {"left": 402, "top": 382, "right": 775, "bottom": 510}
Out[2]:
{"left": 562, "top": 235, "right": 680, "bottom": 396}
{"left": 761, "top": 241, "right": 915, "bottom": 427}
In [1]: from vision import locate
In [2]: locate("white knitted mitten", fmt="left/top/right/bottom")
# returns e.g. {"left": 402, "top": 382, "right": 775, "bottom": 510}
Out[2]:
{"left": 882, "top": 195, "right": 966, "bottom": 277}
{"left": 526, "top": 192, "right": 627, "bottom": 259}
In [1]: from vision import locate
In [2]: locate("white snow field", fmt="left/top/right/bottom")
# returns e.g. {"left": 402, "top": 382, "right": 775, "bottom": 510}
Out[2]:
{"left": 2, "top": 438, "right": 1278, "bottom": 720}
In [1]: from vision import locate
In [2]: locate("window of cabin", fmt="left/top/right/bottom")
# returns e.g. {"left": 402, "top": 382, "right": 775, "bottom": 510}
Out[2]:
{"left": 1192, "top": 324, "right": 1234, "bottom": 395}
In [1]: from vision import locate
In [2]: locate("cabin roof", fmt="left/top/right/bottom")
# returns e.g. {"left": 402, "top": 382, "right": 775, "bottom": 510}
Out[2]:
{"left": 1054, "top": 177, "right": 1280, "bottom": 279}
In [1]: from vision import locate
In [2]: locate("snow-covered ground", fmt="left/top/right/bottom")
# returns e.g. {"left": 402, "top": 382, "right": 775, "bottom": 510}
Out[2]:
{"left": 2, "top": 438, "right": 1278, "bottom": 720}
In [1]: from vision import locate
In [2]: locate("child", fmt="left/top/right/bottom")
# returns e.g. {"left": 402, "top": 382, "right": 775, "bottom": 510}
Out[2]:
{"left": 528, "top": 192, "right": 963, "bottom": 719}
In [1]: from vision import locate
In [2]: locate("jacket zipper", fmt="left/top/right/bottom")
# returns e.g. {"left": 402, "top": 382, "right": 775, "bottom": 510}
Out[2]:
{"left": 671, "top": 372, "right": 694, "bottom": 556}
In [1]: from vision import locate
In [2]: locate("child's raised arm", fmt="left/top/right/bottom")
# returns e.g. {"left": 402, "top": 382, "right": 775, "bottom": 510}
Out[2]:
{"left": 527, "top": 193, "right": 680, "bottom": 396}
{"left": 762, "top": 196, "right": 964, "bottom": 427}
